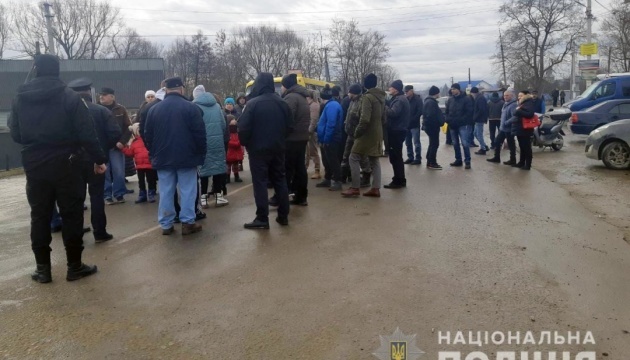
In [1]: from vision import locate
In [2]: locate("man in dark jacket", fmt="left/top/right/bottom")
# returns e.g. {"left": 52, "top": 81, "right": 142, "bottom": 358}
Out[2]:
{"left": 471, "top": 87, "right": 490, "bottom": 155}
{"left": 145, "top": 77, "right": 206, "bottom": 236}
{"left": 487, "top": 92, "right": 504, "bottom": 149}
{"left": 423, "top": 86, "right": 445, "bottom": 169}
{"left": 404, "top": 85, "right": 423, "bottom": 165}
{"left": 531, "top": 90, "right": 545, "bottom": 114}
{"left": 445, "top": 83, "right": 474, "bottom": 169}
{"left": 68, "top": 78, "right": 121, "bottom": 243}
{"left": 238, "top": 72, "right": 292, "bottom": 229}
{"left": 9, "top": 54, "right": 106, "bottom": 283}
{"left": 384, "top": 80, "right": 410, "bottom": 188}
{"left": 551, "top": 88, "right": 560, "bottom": 107}
{"left": 270, "top": 73, "right": 311, "bottom": 206}
{"left": 98, "top": 87, "right": 132, "bottom": 204}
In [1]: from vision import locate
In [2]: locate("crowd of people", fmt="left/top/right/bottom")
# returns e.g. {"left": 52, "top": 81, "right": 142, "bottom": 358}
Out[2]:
{"left": 8, "top": 54, "right": 542, "bottom": 283}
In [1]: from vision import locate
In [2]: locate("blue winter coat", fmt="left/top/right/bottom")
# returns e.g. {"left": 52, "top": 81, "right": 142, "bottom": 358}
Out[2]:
{"left": 194, "top": 92, "right": 227, "bottom": 177}
{"left": 144, "top": 92, "right": 206, "bottom": 170}
{"left": 499, "top": 98, "right": 518, "bottom": 133}
{"left": 317, "top": 100, "right": 344, "bottom": 144}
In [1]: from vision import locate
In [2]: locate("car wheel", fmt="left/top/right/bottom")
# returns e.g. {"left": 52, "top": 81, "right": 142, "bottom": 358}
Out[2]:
{"left": 550, "top": 134, "right": 563, "bottom": 151}
{"left": 601, "top": 141, "right": 630, "bottom": 170}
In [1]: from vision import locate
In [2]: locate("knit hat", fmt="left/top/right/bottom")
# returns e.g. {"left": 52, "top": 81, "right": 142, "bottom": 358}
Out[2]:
{"left": 332, "top": 85, "right": 341, "bottom": 98}
{"left": 34, "top": 54, "right": 60, "bottom": 77}
{"left": 155, "top": 88, "right": 166, "bottom": 101}
{"left": 491, "top": 92, "right": 499, "bottom": 99}
{"left": 451, "top": 83, "right": 461, "bottom": 91}
{"left": 429, "top": 86, "right": 440, "bottom": 96}
{"left": 192, "top": 85, "right": 205, "bottom": 99}
{"left": 225, "top": 97, "right": 235, "bottom": 106}
{"left": 364, "top": 73, "right": 377, "bottom": 89}
{"left": 281, "top": 73, "right": 298, "bottom": 89}
{"left": 390, "top": 80, "right": 403, "bottom": 94}
{"left": 404, "top": 85, "right": 414, "bottom": 92}
{"left": 320, "top": 85, "right": 333, "bottom": 100}
{"left": 145, "top": 90, "right": 156, "bottom": 99}
{"left": 470, "top": 87, "right": 479, "bottom": 94}
{"left": 349, "top": 83, "right": 362, "bottom": 95}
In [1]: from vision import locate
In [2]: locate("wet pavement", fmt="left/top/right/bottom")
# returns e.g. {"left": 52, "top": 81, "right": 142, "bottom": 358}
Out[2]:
{"left": 1, "top": 133, "right": 629, "bottom": 359}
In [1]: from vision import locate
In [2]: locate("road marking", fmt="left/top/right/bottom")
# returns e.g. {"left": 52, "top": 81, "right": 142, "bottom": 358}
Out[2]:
{"left": 114, "top": 183, "right": 253, "bottom": 245}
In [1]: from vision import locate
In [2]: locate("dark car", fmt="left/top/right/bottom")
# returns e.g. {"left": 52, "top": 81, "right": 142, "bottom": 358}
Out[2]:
{"left": 569, "top": 99, "right": 630, "bottom": 135}
{"left": 585, "top": 119, "right": 630, "bottom": 169}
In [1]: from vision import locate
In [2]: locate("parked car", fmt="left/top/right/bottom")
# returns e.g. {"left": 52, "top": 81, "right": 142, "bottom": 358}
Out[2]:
{"left": 565, "top": 74, "right": 630, "bottom": 111}
{"left": 569, "top": 99, "right": 630, "bottom": 135}
{"left": 585, "top": 119, "right": 630, "bottom": 169}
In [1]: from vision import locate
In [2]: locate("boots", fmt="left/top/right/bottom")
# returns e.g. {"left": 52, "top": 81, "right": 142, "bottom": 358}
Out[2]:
{"left": 135, "top": 190, "right": 147, "bottom": 204}
{"left": 234, "top": 173, "right": 243, "bottom": 183}
{"left": 66, "top": 263, "right": 98, "bottom": 281}
{"left": 182, "top": 222, "right": 202, "bottom": 235}
{"left": 362, "top": 188, "right": 381, "bottom": 197}
{"left": 31, "top": 264, "right": 52, "bottom": 283}
{"left": 216, "top": 193, "right": 229, "bottom": 207}
{"left": 311, "top": 170, "right": 321, "bottom": 179}
{"left": 147, "top": 189, "right": 156, "bottom": 203}
{"left": 521, "top": 159, "right": 532, "bottom": 170}
{"left": 360, "top": 173, "right": 371, "bottom": 188}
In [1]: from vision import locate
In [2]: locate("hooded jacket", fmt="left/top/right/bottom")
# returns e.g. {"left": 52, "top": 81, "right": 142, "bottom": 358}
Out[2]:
{"left": 121, "top": 136, "right": 152, "bottom": 170}
{"left": 238, "top": 73, "right": 292, "bottom": 155}
{"left": 487, "top": 96, "right": 504, "bottom": 121}
{"left": 472, "top": 93, "right": 489, "bottom": 124}
{"left": 506, "top": 94, "right": 536, "bottom": 136}
{"left": 194, "top": 92, "right": 227, "bottom": 177}
{"left": 407, "top": 94, "right": 423, "bottom": 129}
{"left": 352, "top": 88, "right": 385, "bottom": 157}
{"left": 282, "top": 84, "right": 311, "bottom": 142}
{"left": 144, "top": 92, "right": 207, "bottom": 170}
{"left": 9, "top": 76, "right": 106, "bottom": 171}
{"left": 386, "top": 93, "right": 411, "bottom": 132}
{"left": 445, "top": 92, "right": 473, "bottom": 128}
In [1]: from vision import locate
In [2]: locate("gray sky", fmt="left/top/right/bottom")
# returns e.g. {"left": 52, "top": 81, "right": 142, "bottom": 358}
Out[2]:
{"left": 8, "top": 0, "right": 617, "bottom": 90}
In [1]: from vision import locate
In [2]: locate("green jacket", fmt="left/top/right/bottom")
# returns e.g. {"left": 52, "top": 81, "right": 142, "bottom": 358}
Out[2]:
{"left": 352, "top": 88, "right": 385, "bottom": 157}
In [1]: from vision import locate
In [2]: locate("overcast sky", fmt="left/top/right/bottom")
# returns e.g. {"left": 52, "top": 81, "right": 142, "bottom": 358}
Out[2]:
{"left": 9, "top": 0, "right": 617, "bottom": 90}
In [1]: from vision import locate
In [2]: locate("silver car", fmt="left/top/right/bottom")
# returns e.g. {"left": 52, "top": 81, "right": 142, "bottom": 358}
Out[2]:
{"left": 585, "top": 119, "right": 630, "bottom": 169}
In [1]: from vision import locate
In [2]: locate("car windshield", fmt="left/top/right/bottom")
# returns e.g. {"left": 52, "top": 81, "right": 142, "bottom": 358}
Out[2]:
{"left": 244, "top": 83, "right": 283, "bottom": 96}
{"left": 577, "top": 81, "right": 601, "bottom": 100}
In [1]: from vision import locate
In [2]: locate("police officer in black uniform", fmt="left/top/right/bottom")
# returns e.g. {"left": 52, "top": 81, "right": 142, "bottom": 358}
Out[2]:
{"left": 67, "top": 77, "right": 122, "bottom": 243}
{"left": 9, "top": 54, "right": 107, "bottom": 283}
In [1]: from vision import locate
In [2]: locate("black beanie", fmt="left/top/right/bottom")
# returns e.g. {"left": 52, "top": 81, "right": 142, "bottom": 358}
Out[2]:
{"left": 470, "top": 87, "right": 479, "bottom": 94}
{"left": 321, "top": 85, "right": 333, "bottom": 100}
{"left": 281, "top": 73, "right": 298, "bottom": 89}
{"left": 349, "top": 83, "right": 362, "bottom": 95}
{"left": 390, "top": 80, "right": 403, "bottom": 94}
{"left": 451, "top": 83, "right": 461, "bottom": 91}
{"left": 332, "top": 85, "right": 341, "bottom": 97}
{"left": 34, "top": 54, "right": 60, "bottom": 77}
{"left": 364, "top": 73, "right": 377, "bottom": 89}
{"left": 429, "top": 86, "right": 440, "bottom": 96}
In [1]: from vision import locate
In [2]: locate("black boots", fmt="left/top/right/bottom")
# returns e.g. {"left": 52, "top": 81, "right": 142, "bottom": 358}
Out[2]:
{"left": 31, "top": 264, "right": 52, "bottom": 283}
{"left": 66, "top": 263, "right": 98, "bottom": 281}
{"left": 521, "top": 159, "right": 532, "bottom": 170}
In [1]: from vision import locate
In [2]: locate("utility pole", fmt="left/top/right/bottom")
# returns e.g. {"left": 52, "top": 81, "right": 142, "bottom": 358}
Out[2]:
{"left": 321, "top": 47, "right": 331, "bottom": 82}
{"left": 570, "top": 43, "right": 577, "bottom": 101}
{"left": 451, "top": 76, "right": 454, "bottom": 85}
{"left": 585, "top": 0, "right": 593, "bottom": 86}
{"left": 499, "top": 29, "right": 508, "bottom": 86}
{"left": 607, "top": 46, "right": 612, "bottom": 74}
{"left": 42, "top": 2, "right": 56, "bottom": 56}
{"left": 468, "top": 68, "right": 471, "bottom": 85}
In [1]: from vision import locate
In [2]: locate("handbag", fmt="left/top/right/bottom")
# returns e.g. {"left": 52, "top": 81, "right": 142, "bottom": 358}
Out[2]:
{"left": 522, "top": 114, "right": 541, "bottom": 129}
{"left": 441, "top": 123, "right": 448, "bottom": 134}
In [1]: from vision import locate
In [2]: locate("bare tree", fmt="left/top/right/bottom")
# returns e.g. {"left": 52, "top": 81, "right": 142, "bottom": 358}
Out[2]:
{"left": 9, "top": 2, "right": 50, "bottom": 56}
{"left": 0, "top": 4, "right": 10, "bottom": 58}
{"left": 81, "top": 0, "right": 120, "bottom": 59}
{"left": 213, "top": 30, "right": 249, "bottom": 96}
{"left": 108, "top": 28, "right": 162, "bottom": 59}
{"left": 374, "top": 64, "right": 399, "bottom": 92}
{"left": 495, "top": 0, "right": 585, "bottom": 91}
{"left": 235, "top": 26, "right": 303, "bottom": 78}
{"left": 601, "top": 0, "right": 630, "bottom": 72}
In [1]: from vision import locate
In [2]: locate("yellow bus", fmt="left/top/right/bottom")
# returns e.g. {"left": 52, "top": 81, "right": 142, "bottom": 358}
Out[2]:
{"left": 245, "top": 70, "right": 334, "bottom": 96}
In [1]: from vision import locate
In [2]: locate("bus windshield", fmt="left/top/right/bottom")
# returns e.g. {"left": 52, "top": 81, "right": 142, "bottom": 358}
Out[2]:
{"left": 245, "top": 83, "right": 283, "bottom": 96}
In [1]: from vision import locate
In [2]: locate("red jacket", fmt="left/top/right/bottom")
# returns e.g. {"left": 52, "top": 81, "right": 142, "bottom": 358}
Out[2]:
{"left": 122, "top": 136, "right": 152, "bottom": 170}
{"left": 227, "top": 133, "right": 244, "bottom": 163}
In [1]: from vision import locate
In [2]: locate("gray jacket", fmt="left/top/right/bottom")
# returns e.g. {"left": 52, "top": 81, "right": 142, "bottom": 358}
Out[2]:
{"left": 500, "top": 99, "right": 518, "bottom": 133}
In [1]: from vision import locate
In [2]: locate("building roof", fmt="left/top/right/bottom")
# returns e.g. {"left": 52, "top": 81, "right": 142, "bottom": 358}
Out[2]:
{"left": 0, "top": 59, "right": 165, "bottom": 112}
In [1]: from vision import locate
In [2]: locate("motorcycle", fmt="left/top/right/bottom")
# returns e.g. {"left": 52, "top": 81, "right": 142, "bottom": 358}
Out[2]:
{"left": 531, "top": 108, "right": 572, "bottom": 151}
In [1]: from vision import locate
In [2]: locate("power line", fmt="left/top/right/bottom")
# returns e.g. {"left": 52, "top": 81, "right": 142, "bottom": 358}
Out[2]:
{"left": 593, "top": 0, "right": 611, "bottom": 11}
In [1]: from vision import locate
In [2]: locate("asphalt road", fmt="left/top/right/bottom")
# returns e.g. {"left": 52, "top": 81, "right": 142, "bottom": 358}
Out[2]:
{"left": 0, "top": 132, "right": 629, "bottom": 359}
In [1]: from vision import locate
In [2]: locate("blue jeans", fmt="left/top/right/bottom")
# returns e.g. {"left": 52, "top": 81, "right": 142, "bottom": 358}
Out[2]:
{"left": 450, "top": 125, "right": 472, "bottom": 163}
{"left": 104, "top": 149, "right": 126, "bottom": 199}
{"left": 474, "top": 123, "right": 488, "bottom": 150}
{"left": 405, "top": 128, "right": 422, "bottom": 161}
{"left": 157, "top": 168, "right": 198, "bottom": 228}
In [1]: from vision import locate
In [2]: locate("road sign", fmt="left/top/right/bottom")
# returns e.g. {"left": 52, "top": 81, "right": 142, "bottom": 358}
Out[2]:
{"left": 580, "top": 43, "right": 598, "bottom": 56}
{"left": 581, "top": 70, "right": 598, "bottom": 80}
{"left": 578, "top": 59, "right": 600, "bottom": 70}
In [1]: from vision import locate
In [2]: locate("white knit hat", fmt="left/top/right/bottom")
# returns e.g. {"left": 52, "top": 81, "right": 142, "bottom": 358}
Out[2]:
{"left": 145, "top": 90, "right": 156, "bottom": 99}
{"left": 155, "top": 88, "right": 166, "bottom": 101}
{"left": 193, "top": 85, "right": 206, "bottom": 99}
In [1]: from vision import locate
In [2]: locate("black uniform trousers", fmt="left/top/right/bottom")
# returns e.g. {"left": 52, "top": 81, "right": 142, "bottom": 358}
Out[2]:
{"left": 249, "top": 152, "right": 289, "bottom": 221}
{"left": 388, "top": 129, "right": 407, "bottom": 185}
{"left": 285, "top": 141, "right": 308, "bottom": 202}
{"left": 488, "top": 120, "right": 501, "bottom": 148}
{"left": 26, "top": 156, "right": 86, "bottom": 265}
{"left": 82, "top": 161, "right": 107, "bottom": 237}
{"left": 425, "top": 126, "right": 441, "bottom": 166}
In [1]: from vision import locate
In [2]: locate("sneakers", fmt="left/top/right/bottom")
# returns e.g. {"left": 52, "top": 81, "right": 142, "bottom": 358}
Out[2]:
{"left": 362, "top": 188, "right": 381, "bottom": 197}
{"left": 31, "top": 264, "right": 52, "bottom": 284}
{"left": 162, "top": 227, "right": 175, "bottom": 235}
{"left": 195, "top": 211, "right": 207, "bottom": 221}
{"left": 474, "top": 149, "right": 486, "bottom": 155}
{"left": 465, "top": 163, "right": 471, "bottom": 170}
{"left": 147, "top": 190, "right": 156, "bottom": 203}
{"left": 244, "top": 218, "right": 270, "bottom": 230}
{"left": 427, "top": 164, "right": 443, "bottom": 170}
{"left": 200, "top": 194, "right": 209, "bottom": 209}
{"left": 135, "top": 190, "right": 147, "bottom": 204}
{"left": 182, "top": 223, "right": 202, "bottom": 235}
{"left": 115, "top": 196, "right": 125, "bottom": 204}
{"left": 329, "top": 181, "right": 342, "bottom": 191}
{"left": 66, "top": 263, "right": 98, "bottom": 281}
{"left": 316, "top": 179, "right": 331, "bottom": 188}
{"left": 341, "top": 187, "right": 360, "bottom": 197}
{"left": 450, "top": 161, "right": 463, "bottom": 167}
{"left": 105, "top": 198, "right": 115, "bottom": 205}
{"left": 404, "top": 159, "right": 413, "bottom": 164}
{"left": 94, "top": 232, "right": 114, "bottom": 243}
{"left": 216, "top": 193, "right": 229, "bottom": 207}
{"left": 384, "top": 182, "right": 404, "bottom": 189}
{"left": 275, "top": 216, "right": 289, "bottom": 226}
{"left": 411, "top": 160, "right": 422, "bottom": 165}
{"left": 311, "top": 170, "right": 322, "bottom": 179}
